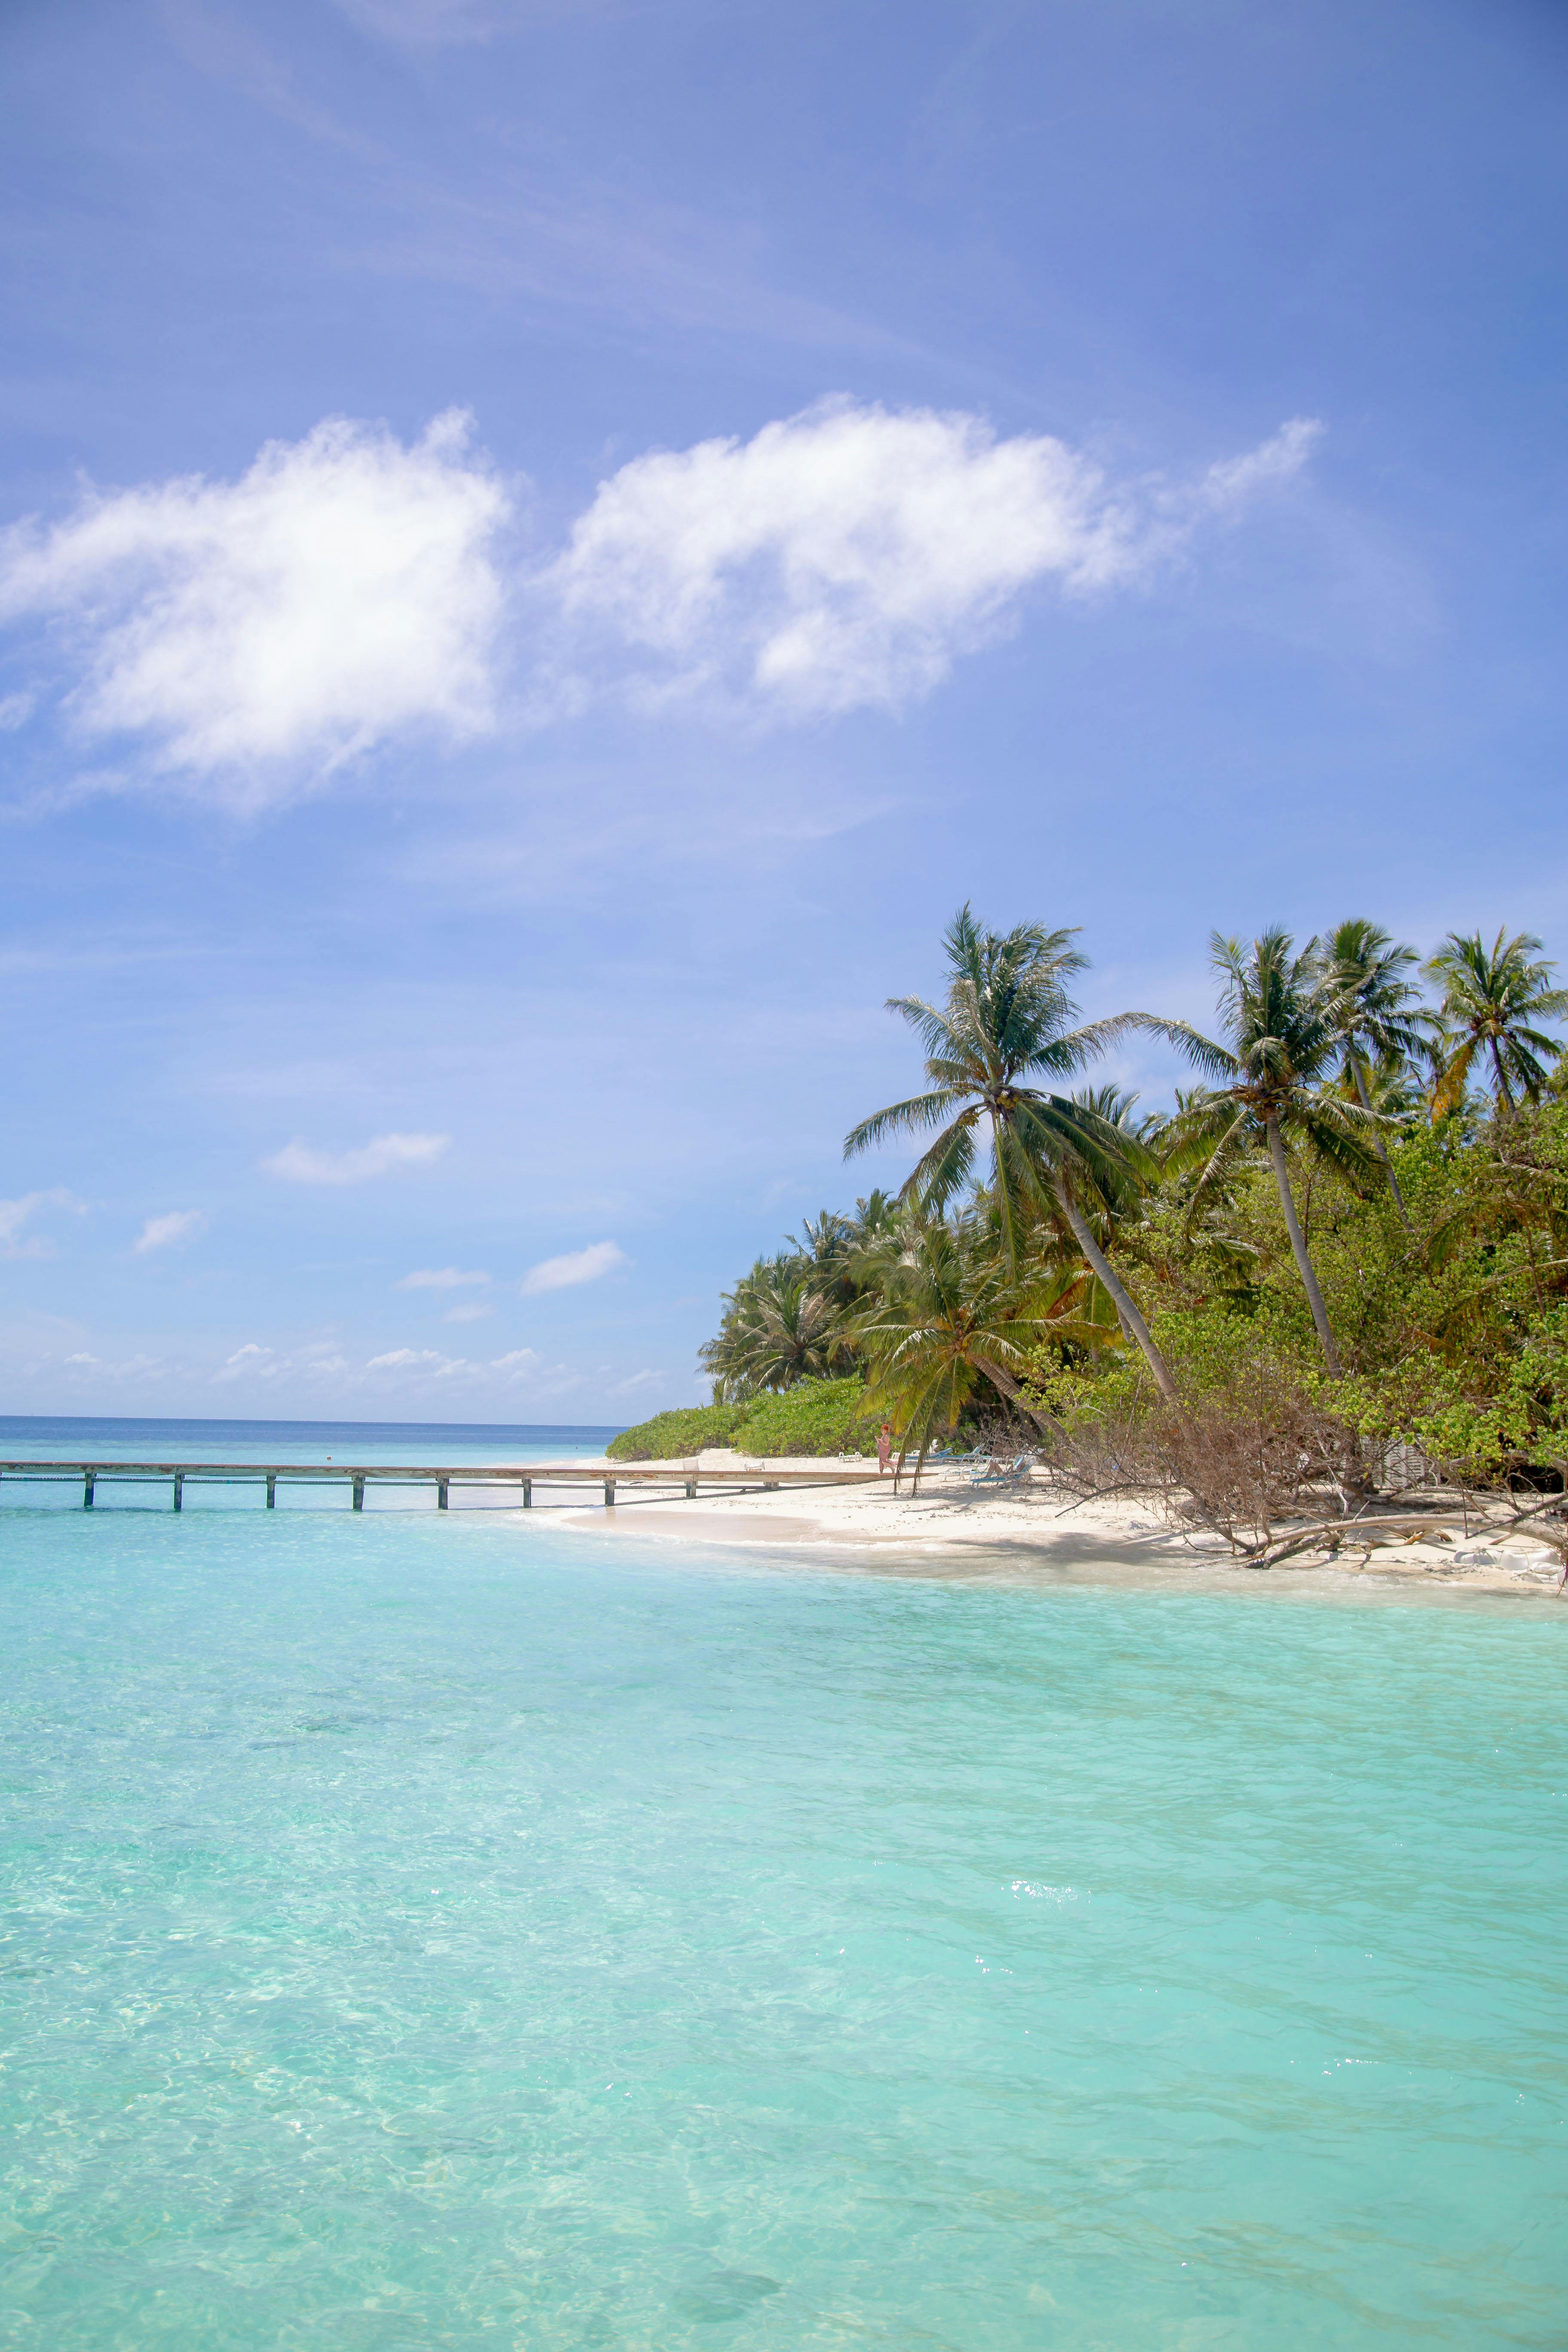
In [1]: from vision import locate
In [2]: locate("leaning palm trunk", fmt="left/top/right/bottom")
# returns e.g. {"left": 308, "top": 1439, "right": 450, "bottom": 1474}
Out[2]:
{"left": 1349, "top": 1058, "right": 1410, "bottom": 1228}
{"left": 1052, "top": 1176, "right": 1181, "bottom": 1407}
{"left": 971, "top": 1352, "right": 1060, "bottom": 1436}
{"left": 1265, "top": 1118, "right": 1342, "bottom": 1375}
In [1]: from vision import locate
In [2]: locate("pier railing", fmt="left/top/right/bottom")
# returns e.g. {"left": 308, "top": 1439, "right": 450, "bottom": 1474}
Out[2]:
{"left": 0, "top": 1461, "right": 884, "bottom": 1511}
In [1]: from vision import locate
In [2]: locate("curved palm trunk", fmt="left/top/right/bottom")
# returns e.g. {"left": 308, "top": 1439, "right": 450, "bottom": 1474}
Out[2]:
{"left": 1489, "top": 1039, "right": 1516, "bottom": 1116}
{"left": 1351, "top": 1058, "right": 1411, "bottom": 1228}
{"left": 1052, "top": 1176, "right": 1181, "bottom": 1408}
{"left": 971, "top": 1352, "right": 1061, "bottom": 1436}
{"left": 1265, "top": 1116, "right": 1342, "bottom": 1375}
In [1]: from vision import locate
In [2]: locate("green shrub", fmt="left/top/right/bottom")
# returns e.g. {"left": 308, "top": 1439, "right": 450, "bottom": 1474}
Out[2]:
{"left": 733, "top": 1376, "right": 878, "bottom": 1457}
{"left": 606, "top": 1404, "right": 744, "bottom": 1461}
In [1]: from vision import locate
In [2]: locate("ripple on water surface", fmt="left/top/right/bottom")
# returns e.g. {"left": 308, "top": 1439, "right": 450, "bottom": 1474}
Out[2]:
{"left": 1, "top": 1505, "right": 1564, "bottom": 2349}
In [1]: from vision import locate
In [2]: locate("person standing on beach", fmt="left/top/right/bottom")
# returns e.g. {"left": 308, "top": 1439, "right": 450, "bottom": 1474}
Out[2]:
{"left": 877, "top": 1421, "right": 893, "bottom": 1476}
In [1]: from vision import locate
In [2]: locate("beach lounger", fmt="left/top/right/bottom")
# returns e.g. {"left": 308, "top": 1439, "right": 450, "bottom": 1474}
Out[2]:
{"left": 966, "top": 1452, "right": 1034, "bottom": 1488}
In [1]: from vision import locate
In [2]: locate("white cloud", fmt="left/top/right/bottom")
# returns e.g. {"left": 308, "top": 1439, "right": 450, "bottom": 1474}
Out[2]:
{"left": 0, "top": 398, "right": 1321, "bottom": 806}
{"left": 490, "top": 1348, "right": 540, "bottom": 1371}
{"left": 215, "top": 1342, "right": 274, "bottom": 1381}
{"left": 0, "top": 691, "right": 33, "bottom": 730}
{"left": 134, "top": 1208, "right": 206, "bottom": 1254}
{"left": 520, "top": 1238, "right": 628, "bottom": 1294}
{"left": 366, "top": 1346, "right": 471, "bottom": 1377}
{"left": 0, "top": 1188, "right": 85, "bottom": 1259}
{"left": 443, "top": 1301, "right": 494, "bottom": 1323}
{"left": 397, "top": 1264, "right": 488, "bottom": 1289}
{"left": 0, "top": 411, "right": 509, "bottom": 807}
{"left": 547, "top": 398, "right": 1320, "bottom": 717}
{"left": 264, "top": 1132, "right": 449, "bottom": 1185}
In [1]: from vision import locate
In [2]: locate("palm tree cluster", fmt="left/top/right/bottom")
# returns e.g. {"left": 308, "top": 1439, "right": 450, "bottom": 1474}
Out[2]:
{"left": 701, "top": 909, "right": 1568, "bottom": 1473}
{"left": 699, "top": 1197, "right": 897, "bottom": 1401}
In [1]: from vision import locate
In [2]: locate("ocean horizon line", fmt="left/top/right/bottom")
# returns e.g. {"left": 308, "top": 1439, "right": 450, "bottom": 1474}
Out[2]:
{"left": 0, "top": 1412, "right": 628, "bottom": 1439}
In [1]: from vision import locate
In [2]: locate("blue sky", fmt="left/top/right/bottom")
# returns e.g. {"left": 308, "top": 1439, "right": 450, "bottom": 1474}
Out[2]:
{"left": 0, "top": 0, "right": 1564, "bottom": 1421}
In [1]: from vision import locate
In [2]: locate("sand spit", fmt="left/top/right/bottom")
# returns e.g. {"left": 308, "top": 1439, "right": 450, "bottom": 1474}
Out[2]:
{"left": 550, "top": 1449, "right": 1567, "bottom": 1598}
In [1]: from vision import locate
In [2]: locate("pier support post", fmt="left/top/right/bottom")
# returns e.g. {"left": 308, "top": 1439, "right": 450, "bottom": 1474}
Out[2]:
{"left": 522, "top": 1478, "right": 532, "bottom": 1508}
{"left": 83, "top": 1470, "right": 95, "bottom": 1509}
{"left": 604, "top": 1477, "right": 616, "bottom": 1507}
{"left": 352, "top": 1474, "right": 365, "bottom": 1513}
{"left": 266, "top": 1473, "right": 276, "bottom": 1509}
{"left": 437, "top": 1478, "right": 449, "bottom": 1510}
{"left": 173, "top": 1474, "right": 183, "bottom": 1513}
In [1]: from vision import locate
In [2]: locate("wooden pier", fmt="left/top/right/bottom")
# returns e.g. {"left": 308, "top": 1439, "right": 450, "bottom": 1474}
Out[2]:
{"left": 0, "top": 1461, "right": 884, "bottom": 1512}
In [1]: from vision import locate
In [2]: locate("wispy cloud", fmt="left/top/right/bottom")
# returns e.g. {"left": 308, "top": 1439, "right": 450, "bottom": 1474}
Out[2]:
{"left": 0, "top": 1188, "right": 86, "bottom": 1259}
{"left": 521, "top": 1238, "right": 628, "bottom": 1294}
{"left": 443, "top": 1300, "right": 494, "bottom": 1323}
{"left": 397, "top": 1264, "right": 488, "bottom": 1289}
{"left": 134, "top": 1208, "right": 206, "bottom": 1254}
{"left": 547, "top": 399, "right": 1321, "bottom": 718}
{"left": 164, "top": 1329, "right": 585, "bottom": 1400}
{"left": 366, "top": 1345, "right": 467, "bottom": 1374}
{"left": 264, "top": 1132, "right": 450, "bottom": 1184}
{"left": 0, "top": 412, "right": 509, "bottom": 808}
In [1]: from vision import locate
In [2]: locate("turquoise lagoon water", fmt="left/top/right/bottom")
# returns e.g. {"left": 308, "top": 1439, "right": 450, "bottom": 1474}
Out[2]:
{"left": 2, "top": 1422, "right": 1565, "bottom": 2347}
{"left": 0, "top": 1416, "right": 618, "bottom": 1513}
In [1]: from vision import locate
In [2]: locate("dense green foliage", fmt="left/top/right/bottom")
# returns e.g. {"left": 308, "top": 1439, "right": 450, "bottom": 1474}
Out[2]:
{"left": 609, "top": 1378, "right": 877, "bottom": 1461}
{"left": 728, "top": 1377, "right": 880, "bottom": 1457}
{"left": 1025, "top": 1105, "right": 1568, "bottom": 1476}
{"left": 607, "top": 1404, "right": 744, "bottom": 1461}
{"left": 692, "top": 907, "right": 1568, "bottom": 1495}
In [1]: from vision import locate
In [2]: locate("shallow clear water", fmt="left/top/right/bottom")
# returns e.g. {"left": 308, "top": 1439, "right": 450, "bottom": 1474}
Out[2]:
{"left": 2, "top": 1467, "right": 1564, "bottom": 2347}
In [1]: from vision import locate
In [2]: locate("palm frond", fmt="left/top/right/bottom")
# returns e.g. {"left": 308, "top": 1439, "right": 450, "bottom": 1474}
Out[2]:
{"left": 844, "top": 1089, "right": 966, "bottom": 1158}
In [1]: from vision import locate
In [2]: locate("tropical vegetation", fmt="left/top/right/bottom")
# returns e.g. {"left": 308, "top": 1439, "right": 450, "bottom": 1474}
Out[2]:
{"left": 618, "top": 908, "right": 1568, "bottom": 1525}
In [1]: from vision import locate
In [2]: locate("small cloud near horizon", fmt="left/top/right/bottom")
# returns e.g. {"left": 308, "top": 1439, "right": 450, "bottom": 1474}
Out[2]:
{"left": 443, "top": 1300, "right": 494, "bottom": 1323}
{"left": 398, "top": 1264, "right": 488, "bottom": 1288}
{"left": 134, "top": 1209, "right": 206, "bottom": 1253}
{"left": 265, "top": 1132, "right": 449, "bottom": 1184}
{"left": 521, "top": 1238, "right": 628, "bottom": 1294}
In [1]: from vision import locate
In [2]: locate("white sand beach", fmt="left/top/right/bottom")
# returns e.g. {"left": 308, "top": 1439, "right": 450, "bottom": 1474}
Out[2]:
{"left": 557, "top": 1449, "right": 1567, "bottom": 1596}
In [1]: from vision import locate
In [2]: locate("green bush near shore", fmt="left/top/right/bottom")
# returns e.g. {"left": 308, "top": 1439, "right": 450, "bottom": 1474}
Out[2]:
{"left": 608, "top": 1378, "right": 879, "bottom": 1461}
{"left": 732, "top": 1376, "right": 879, "bottom": 1457}
{"left": 606, "top": 1404, "right": 744, "bottom": 1461}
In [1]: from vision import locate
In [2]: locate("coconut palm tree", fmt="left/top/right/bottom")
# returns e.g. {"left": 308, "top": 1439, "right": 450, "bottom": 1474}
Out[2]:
{"left": 853, "top": 1213, "right": 1102, "bottom": 1475}
{"left": 1312, "top": 918, "right": 1426, "bottom": 1222}
{"left": 699, "top": 1254, "right": 851, "bottom": 1400}
{"left": 843, "top": 906, "right": 1180, "bottom": 1405}
{"left": 1425, "top": 929, "right": 1568, "bottom": 1116}
{"left": 1141, "top": 928, "right": 1383, "bottom": 1376}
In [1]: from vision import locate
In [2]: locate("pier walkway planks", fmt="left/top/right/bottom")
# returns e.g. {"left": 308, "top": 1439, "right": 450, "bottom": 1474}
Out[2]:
{"left": 0, "top": 1461, "right": 885, "bottom": 1511}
